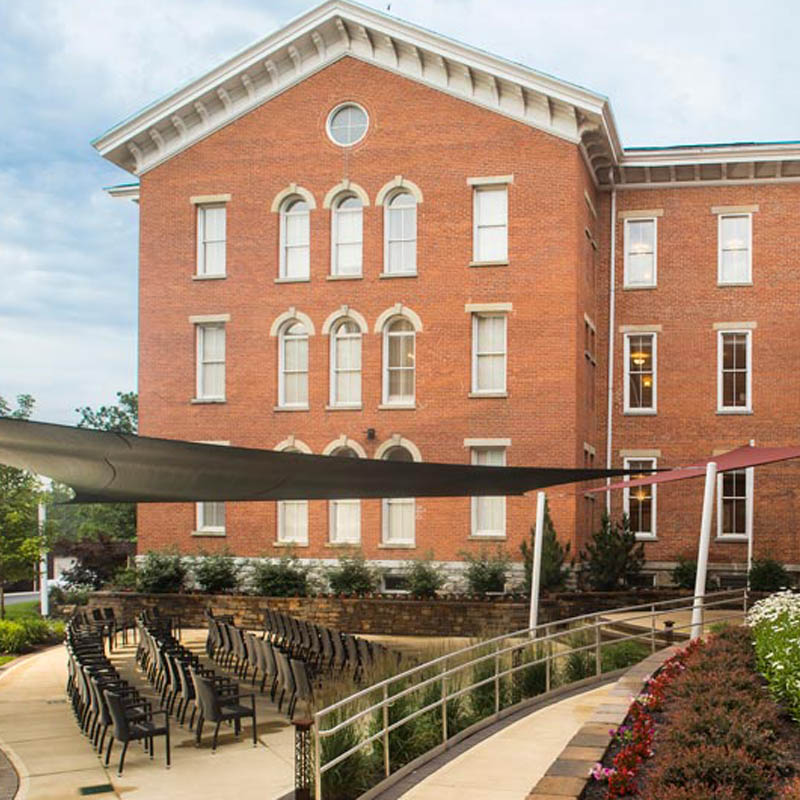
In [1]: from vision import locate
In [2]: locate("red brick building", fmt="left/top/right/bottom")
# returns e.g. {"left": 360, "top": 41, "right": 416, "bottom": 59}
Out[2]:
{"left": 94, "top": 1, "right": 800, "bottom": 587}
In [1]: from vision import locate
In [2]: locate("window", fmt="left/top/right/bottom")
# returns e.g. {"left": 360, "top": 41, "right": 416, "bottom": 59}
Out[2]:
{"left": 473, "top": 187, "right": 508, "bottom": 262}
{"left": 330, "top": 319, "right": 361, "bottom": 407}
{"left": 382, "top": 446, "right": 415, "bottom": 545}
{"left": 717, "top": 469, "right": 751, "bottom": 539}
{"left": 196, "top": 324, "right": 225, "bottom": 400}
{"left": 327, "top": 103, "right": 369, "bottom": 146}
{"left": 385, "top": 191, "right": 417, "bottom": 274}
{"left": 471, "top": 448, "right": 506, "bottom": 537}
{"left": 276, "top": 443, "right": 309, "bottom": 544}
{"left": 623, "top": 218, "right": 656, "bottom": 287}
{"left": 718, "top": 330, "right": 751, "bottom": 412}
{"left": 623, "top": 458, "right": 657, "bottom": 540}
{"left": 196, "top": 204, "right": 226, "bottom": 277}
{"left": 383, "top": 318, "right": 415, "bottom": 405}
{"left": 472, "top": 314, "right": 507, "bottom": 394}
{"left": 280, "top": 198, "right": 310, "bottom": 280}
{"left": 718, "top": 214, "right": 751, "bottom": 284}
{"left": 331, "top": 195, "right": 363, "bottom": 276}
{"left": 329, "top": 447, "right": 361, "bottom": 544}
{"left": 196, "top": 501, "right": 225, "bottom": 534}
{"left": 279, "top": 321, "right": 309, "bottom": 407}
{"left": 624, "top": 333, "right": 656, "bottom": 413}
{"left": 585, "top": 319, "right": 596, "bottom": 410}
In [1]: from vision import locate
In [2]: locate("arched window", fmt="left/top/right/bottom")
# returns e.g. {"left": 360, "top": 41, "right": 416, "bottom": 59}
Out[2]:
{"left": 329, "top": 446, "right": 361, "bottom": 544}
{"left": 279, "top": 320, "right": 309, "bottom": 407}
{"left": 383, "top": 318, "right": 415, "bottom": 405}
{"left": 280, "top": 198, "right": 310, "bottom": 279}
{"left": 277, "top": 446, "right": 309, "bottom": 544}
{"left": 331, "top": 319, "right": 362, "bottom": 407}
{"left": 331, "top": 195, "right": 363, "bottom": 276}
{"left": 385, "top": 191, "right": 417, "bottom": 274}
{"left": 382, "top": 445, "right": 415, "bottom": 545}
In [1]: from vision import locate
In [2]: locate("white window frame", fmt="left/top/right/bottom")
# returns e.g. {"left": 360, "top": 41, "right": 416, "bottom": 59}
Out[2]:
{"left": 623, "top": 217, "right": 657, "bottom": 288}
{"left": 717, "top": 329, "right": 752, "bottom": 413}
{"left": 196, "top": 203, "right": 226, "bottom": 277}
{"left": 330, "top": 194, "right": 363, "bottom": 277}
{"left": 383, "top": 190, "right": 417, "bottom": 275}
{"left": 382, "top": 317, "right": 416, "bottom": 406}
{"left": 195, "top": 501, "right": 226, "bottom": 535}
{"left": 195, "top": 323, "right": 226, "bottom": 401}
{"left": 275, "top": 441, "right": 310, "bottom": 545}
{"left": 623, "top": 332, "right": 657, "bottom": 414}
{"left": 278, "top": 321, "right": 309, "bottom": 409}
{"left": 471, "top": 313, "right": 507, "bottom": 394}
{"left": 470, "top": 447, "right": 507, "bottom": 538}
{"left": 472, "top": 186, "right": 508, "bottom": 264}
{"left": 717, "top": 213, "right": 752, "bottom": 285}
{"left": 279, "top": 197, "right": 310, "bottom": 280}
{"left": 329, "top": 319, "right": 362, "bottom": 408}
{"left": 623, "top": 457, "right": 657, "bottom": 540}
{"left": 716, "top": 468, "right": 753, "bottom": 541}
{"left": 378, "top": 441, "right": 419, "bottom": 547}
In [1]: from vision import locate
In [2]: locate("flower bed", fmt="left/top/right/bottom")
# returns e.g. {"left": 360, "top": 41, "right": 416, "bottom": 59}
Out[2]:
{"left": 584, "top": 626, "right": 800, "bottom": 799}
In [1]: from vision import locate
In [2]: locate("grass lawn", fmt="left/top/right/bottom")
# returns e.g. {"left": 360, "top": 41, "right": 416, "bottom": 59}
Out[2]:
{"left": 4, "top": 601, "right": 41, "bottom": 621}
{"left": 0, "top": 655, "right": 15, "bottom": 668}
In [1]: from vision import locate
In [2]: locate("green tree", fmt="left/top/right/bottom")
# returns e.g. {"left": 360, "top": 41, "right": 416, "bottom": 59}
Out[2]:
{"left": 0, "top": 395, "right": 47, "bottom": 617}
{"left": 579, "top": 513, "right": 644, "bottom": 591}
{"left": 75, "top": 391, "right": 138, "bottom": 434}
{"left": 520, "top": 499, "right": 571, "bottom": 593}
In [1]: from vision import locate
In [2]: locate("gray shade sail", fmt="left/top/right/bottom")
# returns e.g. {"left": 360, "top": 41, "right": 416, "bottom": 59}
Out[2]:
{"left": 0, "top": 419, "right": 635, "bottom": 503}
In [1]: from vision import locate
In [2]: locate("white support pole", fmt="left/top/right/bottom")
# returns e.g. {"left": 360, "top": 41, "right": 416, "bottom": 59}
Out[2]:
{"left": 746, "top": 439, "right": 755, "bottom": 590}
{"left": 38, "top": 503, "right": 49, "bottom": 618}
{"left": 529, "top": 491, "right": 546, "bottom": 634}
{"left": 691, "top": 462, "right": 717, "bottom": 639}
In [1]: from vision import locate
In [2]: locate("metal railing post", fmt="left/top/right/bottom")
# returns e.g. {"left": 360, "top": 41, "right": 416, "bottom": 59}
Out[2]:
{"left": 441, "top": 666, "right": 448, "bottom": 745}
{"left": 313, "top": 715, "right": 321, "bottom": 800}
{"left": 743, "top": 587, "right": 748, "bottom": 618}
{"left": 594, "top": 619, "right": 601, "bottom": 676}
{"left": 494, "top": 641, "right": 501, "bottom": 714}
{"left": 545, "top": 625, "right": 551, "bottom": 692}
{"left": 650, "top": 604, "right": 656, "bottom": 653}
{"left": 382, "top": 685, "right": 390, "bottom": 777}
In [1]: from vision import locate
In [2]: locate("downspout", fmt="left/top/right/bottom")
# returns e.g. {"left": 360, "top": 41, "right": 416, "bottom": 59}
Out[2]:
{"left": 605, "top": 171, "right": 617, "bottom": 515}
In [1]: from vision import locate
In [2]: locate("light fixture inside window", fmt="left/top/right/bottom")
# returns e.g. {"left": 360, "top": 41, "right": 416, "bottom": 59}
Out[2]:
{"left": 631, "top": 351, "right": 649, "bottom": 366}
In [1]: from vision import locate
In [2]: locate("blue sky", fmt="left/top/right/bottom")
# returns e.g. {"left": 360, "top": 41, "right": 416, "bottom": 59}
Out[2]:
{"left": 2, "top": 0, "right": 800, "bottom": 424}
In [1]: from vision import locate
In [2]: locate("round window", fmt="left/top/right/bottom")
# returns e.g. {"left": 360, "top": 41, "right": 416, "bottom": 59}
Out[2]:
{"left": 327, "top": 103, "right": 368, "bottom": 146}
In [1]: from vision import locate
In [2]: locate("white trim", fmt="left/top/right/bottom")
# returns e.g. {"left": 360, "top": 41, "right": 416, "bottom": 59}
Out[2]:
{"left": 583, "top": 442, "right": 596, "bottom": 457}
{"left": 471, "top": 312, "right": 507, "bottom": 395}
{"left": 466, "top": 174, "right": 514, "bottom": 186}
{"left": 270, "top": 183, "right": 316, "bottom": 212}
{"left": 619, "top": 324, "right": 662, "bottom": 333}
{"left": 274, "top": 436, "right": 312, "bottom": 454}
{"left": 329, "top": 191, "right": 364, "bottom": 278}
{"left": 325, "top": 101, "right": 370, "bottom": 148}
{"left": 328, "top": 318, "right": 363, "bottom": 408}
{"left": 106, "top": 183, "right": 140, "bottom": 201}
{"left": 583, "top": 190, "right": 597, "bottom": 219}
{"left": 322, "top": 180, "right": 370, "bottom": 208}
{"left": 375, "top": 175, "right": 424, "bottom": 205}
{"left": 583, "top": 313, "right": 596, "bottom": 331}
{"left": 321, "top": 306, "right": 368, "bottom": 334}
{"left": 373, "top": 304, "right": 423, "bottom": 333}
{"left": 195, "top": 500, "right": 226, "bottom": 535}
{"left": 713, "top": 321, "right": 757, "bottom": 331}
{"left": 472, "top": 184, "right": 508, "bottom": 264}
{"left": 717, "top": 213, "right": 753, "bottom": 285}
{"left": 381, "top": 315, "right": 417, "bottom": 406}
{"left": 619, "top": 448, "right": 661, "bottom": 458}
{"left": 269, "top": 307, "right": 315, "bottom": 337}
{"left": 190, "top": 193, "right": 231, "bottom": 205}
{"left": 194, "top": 322, "right": 226, "bottom": 402}
{"left": 618, "top": 208, "right": 663, "bottom": 219}
{"left": 711, "top": 204, "right": 759, "bottom": 215}
{"left": 463, "top": 437, "right": 511, "bottom": 448}
{"left": 278, "top": 194, "right": 312, "bottom": 280}
{"left": 277, "top": 317, "right": 310, "bottom": 409}
{"left": 717, "top": 329, "right": 752, "bottom": 413}
{"left": 464, "top": 302, "right": 512, "bottom": 313}
{"left": 382, "top": 188, "right": 418, "bottom": 277}
{"left": 623, "top": 332, "right": 657, "bottom": 414}
{"left": 189, "top": 313, "right": 230, "bottom": 323}
{"left": 623, "top": 216, "right": 657, "bottom": 288}
{"left": 377, "top": 435, "right": 421, "bottom": 547}
{"left": 374, "top": 435, "right": 422, "bottom": 462}
{"left": 470, "top": 445, "right": 507, "bottom": 538}
{"left": 322, "top": 435, "right": 367, "bottom": 458}
{"left": 623, "top": 457, "right": 657, "bottom": 540}
{"left": 716, "top": 468, "right": 753, "bottom": 541}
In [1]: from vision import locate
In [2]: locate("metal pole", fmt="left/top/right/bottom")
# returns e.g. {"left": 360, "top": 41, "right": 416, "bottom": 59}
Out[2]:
{"left": 494, "top": 642, "right": 500, "bottom": 714}
{"left": 691, "top": 462, "right": 717, "bottom": 639}
{"left": 650, "top": 604, "right": 656, "bottom": 653}
{"left": 529, "top": 491, "right": 546, "bottom": 634}
{"left": 441, "top": 666, "right": 448, "bottom": 745}
{"left": 746, "top": 439, "right": 755, "bottom": 590}
{"left": 594, "top": 620, "right": 601, "bottom": 676}
{"left": 545, "top": 625, "right": 551, "bottom": 692}
{"left": 38, "top": 503, "right": 49, "bottom": 617}
{"left": 313, "top": 715, "right": 321, "bottom": 800}
{"left": 382, "top": 685, "right": 390, "bottom": 778}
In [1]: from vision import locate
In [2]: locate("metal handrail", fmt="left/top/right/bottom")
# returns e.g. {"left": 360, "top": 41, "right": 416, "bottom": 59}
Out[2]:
{"left": 312, "top": 588, "right": 747, "bottom": 799}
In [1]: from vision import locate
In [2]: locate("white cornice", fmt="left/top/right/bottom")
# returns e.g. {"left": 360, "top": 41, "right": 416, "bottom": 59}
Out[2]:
{"left": 92, "top": 0, "right": 617, "bottom": 179}
{"left": 105, "top": 183, "right": 140, "bottom": 202}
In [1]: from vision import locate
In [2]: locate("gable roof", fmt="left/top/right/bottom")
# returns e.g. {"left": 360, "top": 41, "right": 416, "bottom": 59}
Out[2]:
{"left": 92, "top": 0, "right": 621, "bottom": 182}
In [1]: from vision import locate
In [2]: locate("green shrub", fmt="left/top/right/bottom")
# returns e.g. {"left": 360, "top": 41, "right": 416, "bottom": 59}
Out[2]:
{"left": 110, "top": 566, "right": 138, "bottom": 591}
{"left": 601, "top": 639, "right": 650, "bottom": 672}
{"left": 460, "top": 547, "right": 509, "bottom": 594}
{"left": 136, "top": 550, "right": 187, "bottom": 594}
{"left": 0, "top": 621, "right": 27, "bottom": 653}
{"left": 579, "top": 513, "right": 644, "bottom": 590}
{"left": 520, "top": 500, "right": 571, "bottom": 593}
{"left": 405, "top": 552, "right": 445, "bottom": 598}
{"left": 512, "top": 645, "right": 547, "bottom": 702}
{"left": 328, "top": 552, "right": 377, "bottom": 595}
{"left": 320, "top": 708, "right": 381, "bottom": 800}
{"left": 671, "top": 556, "right": 698, "bottom": 590}
{"left": 251, "top": 556, "right": 308, "bottom": 597}
{"left": 749, "top": 559, "right": 791, "bottom": 592}
{"left": 192, "top": 550, "right": 239, "bottom": 594}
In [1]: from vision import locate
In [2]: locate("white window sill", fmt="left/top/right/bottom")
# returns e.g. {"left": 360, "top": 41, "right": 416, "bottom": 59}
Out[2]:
{"left": 378, "top": 403, "right": 416, "bottom": 410}
{"left": 192, "top": 530, "right": 226, "bottom": 537}
{"left": 624, "top": 409, "right": 657, "bottom": 416}
{"left": 622, "top": 284, "right": 657, "bottom": 291}
{"left": 191, "top": 397, "right": 226, "bottom": 404}
{"left": 325, "top": 404, "right": 363, "bottom": 411}
{"left": 378, "top": 543, "right": 416, "bottom": 549}
{"left": 193, "top": 273, "right": 226, "bottom": 281}
{"left": 379, "top": 272, "right": 418, "bottom": 279}
{"left": 468, "top": 534, "right": 507, "bottom": 541}
{"left": 327, "top": 274, "right": 363, "bottom": 281}
{"left": 325, "top": 541, "right": 361, "bottom": 548}
{"left": 274, "top": 276, "right": 310, "bottom": 284}
{"left": 274, "top": 541, "right": 308, "bottom": 548}
{"left": 716, "top": 408, "right": 752, "bottom": 415}
{"left": 468, "top": 391, "right": 508, "bottom": 399}
{"left": 716, "top": 535, "right": 749, "bottom": 542}
{"left": 469, "top": 260, "right": 508, "bottom": 268}
{"left": 717, "top": 281, "right": 753, "bottom": 288}
{"left": 274, "top": 405, "right": 310, "bottom": 412}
